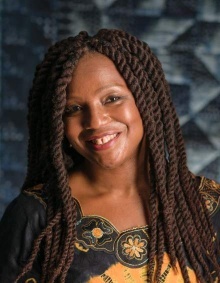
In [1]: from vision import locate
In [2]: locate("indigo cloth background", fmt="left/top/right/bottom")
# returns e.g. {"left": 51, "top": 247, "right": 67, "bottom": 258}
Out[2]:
{"left": 1, "top": 0, "right": 220, "bottom": 217}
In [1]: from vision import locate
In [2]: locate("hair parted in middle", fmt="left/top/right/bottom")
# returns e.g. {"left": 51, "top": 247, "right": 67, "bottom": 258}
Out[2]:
{"left": 17, "top": 29, "right": 220, "bottom": 283}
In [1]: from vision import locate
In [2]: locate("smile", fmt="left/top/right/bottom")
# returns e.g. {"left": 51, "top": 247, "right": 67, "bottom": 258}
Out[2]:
{"left": 90, "top": 133, "right": 118, "bottom": 145}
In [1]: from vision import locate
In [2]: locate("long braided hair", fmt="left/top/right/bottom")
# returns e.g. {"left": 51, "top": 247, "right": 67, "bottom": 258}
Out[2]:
{"left": 16, "top": 29, "right": 220, "bottom": 283}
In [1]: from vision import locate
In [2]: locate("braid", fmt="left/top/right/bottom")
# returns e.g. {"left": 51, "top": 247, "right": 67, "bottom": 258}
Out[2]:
{"left": 17, "top": 29, "right": 220, "bottom": 282}
{"left": 90, "top": 35, "right": 177, "bottom": 275}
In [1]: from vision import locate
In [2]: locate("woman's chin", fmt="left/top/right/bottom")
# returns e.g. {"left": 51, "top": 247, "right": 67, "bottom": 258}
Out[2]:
{"left": 84, "top": 154, "right": 125, "bottom": 170}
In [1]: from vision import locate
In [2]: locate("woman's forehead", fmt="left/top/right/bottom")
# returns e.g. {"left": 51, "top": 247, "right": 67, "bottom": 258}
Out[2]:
{"left": 67, "top": 53, "right": 128, "bottom": 97}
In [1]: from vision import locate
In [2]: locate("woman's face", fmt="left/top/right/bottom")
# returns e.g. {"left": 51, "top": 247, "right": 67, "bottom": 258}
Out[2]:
{"left": 64, "top": 52, "right": 144, "bottom": 169}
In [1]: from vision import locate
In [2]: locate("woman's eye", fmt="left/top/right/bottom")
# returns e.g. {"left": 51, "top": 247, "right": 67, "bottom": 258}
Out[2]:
{"left": 64, "top": 105, "right": 82, "bottom": 115}
{"left": 105, "top": 96, "right": 121, "bottom": 104}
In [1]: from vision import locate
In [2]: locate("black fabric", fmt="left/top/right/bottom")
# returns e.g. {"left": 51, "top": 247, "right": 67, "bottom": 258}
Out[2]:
{"left": 0, "top": 192, "right": 46, "bottom": 282}
{"left": 0, "top": 176, "right": 220, "bottom": 282}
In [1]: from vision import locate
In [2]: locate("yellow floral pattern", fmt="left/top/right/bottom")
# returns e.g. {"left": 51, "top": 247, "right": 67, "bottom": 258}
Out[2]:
{"left": 23, "top": 177, "right": 219, "bottom": 282}
{"left": 122, "top": 235, "right": 147, "bottom": 260}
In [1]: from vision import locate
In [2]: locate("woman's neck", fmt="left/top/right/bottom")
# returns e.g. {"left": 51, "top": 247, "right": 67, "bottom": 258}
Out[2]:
{"left": 69, "top": 150, "right": 150, "bottom": 200}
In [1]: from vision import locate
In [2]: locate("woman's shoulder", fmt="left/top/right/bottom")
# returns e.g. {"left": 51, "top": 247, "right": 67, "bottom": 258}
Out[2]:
{"left": 0, "top": 183, "right": 47, "bottom": 234}
{"left": 22, "top": 183, "right": 48, "bottom": 209}
{"left": 0, "top": 184, "right": 47, "bottom": 282}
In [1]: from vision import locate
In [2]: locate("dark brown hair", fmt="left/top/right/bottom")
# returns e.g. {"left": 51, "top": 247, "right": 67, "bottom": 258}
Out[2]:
{"left": 16, "top": 29, "right": 220, "bottom": 283}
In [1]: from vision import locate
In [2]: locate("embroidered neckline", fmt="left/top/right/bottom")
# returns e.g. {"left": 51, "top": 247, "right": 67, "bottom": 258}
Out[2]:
{"left": 73, "top": 196, "right": 149, "bottom": 235}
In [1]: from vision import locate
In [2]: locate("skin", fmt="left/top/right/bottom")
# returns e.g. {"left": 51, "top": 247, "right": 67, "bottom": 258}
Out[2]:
{"left": 64, "top": 52, "right": 150, "bottom": 231}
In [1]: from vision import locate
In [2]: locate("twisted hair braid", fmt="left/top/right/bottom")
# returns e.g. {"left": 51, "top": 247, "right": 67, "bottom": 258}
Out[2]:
{"left": 88, "top": 40, "right": 177, "bottom": 281}
{"left": 17, "top": 29, "right": 220, "bottom": 282}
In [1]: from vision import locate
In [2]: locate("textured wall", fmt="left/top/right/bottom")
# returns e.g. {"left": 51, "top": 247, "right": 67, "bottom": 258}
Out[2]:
{"left": 1, "top": 0, "right": 220, "bottom": 217}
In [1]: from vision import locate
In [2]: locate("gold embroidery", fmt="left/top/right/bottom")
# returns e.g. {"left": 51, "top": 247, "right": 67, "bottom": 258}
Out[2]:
{"left": 24, "top": 184, "right": 47, "bottom": 208}
{"left": 122, "top": 235, "right": 147, "bottom": 260}
{"left": 115, "top": 228, "right": 149, "bottom": 267}
{"left": 82, "top": 219, "right": 114, "bottom": 246}
{"left": 198, "top": 177, "right": 220, "bottom": 216}
{"left": 25, "top": 278, "right": 37, "bottom": 283}
{"left": 75, "top": 242, "right": 89, "bottom": 252}
{"left": 92, "top": 227, "right": 104, "bottom": 239}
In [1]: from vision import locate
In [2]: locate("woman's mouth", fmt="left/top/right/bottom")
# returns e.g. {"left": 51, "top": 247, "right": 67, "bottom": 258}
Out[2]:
{"left": 90, "top": 133, "right": 118, "bottom": 145}
{"left": 87, "top": 133, "right": 120, "bottom": 150}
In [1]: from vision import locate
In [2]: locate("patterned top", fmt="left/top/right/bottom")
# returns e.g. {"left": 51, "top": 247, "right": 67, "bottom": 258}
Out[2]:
{"left": 0, "top": 176, "right": 220, "bottom": 283}
{"left": 69, "top": 198, "right": 198, "bottom": 283}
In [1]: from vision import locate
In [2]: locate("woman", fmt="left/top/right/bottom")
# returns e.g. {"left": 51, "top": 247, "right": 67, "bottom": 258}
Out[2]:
{"left": 0, "top": 29, "right": 219, "bottom": 283}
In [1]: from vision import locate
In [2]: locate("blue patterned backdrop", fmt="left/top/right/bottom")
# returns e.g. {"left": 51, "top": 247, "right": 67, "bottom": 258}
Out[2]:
{"left": 1, "top": 0, "right": 220, "bottom": 217}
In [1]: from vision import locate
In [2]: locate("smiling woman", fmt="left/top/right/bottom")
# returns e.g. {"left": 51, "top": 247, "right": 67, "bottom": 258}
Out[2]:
{"left": 64, "top": 53, "right": 144, "bottom": 170}
{"left": 0, "top": 29, "right": 220, "bottom": 283}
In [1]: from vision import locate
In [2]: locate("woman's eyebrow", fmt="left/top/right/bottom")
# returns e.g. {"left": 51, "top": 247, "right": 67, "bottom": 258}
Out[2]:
{"left": 94, "top": 83, "right": 125, "bottom": 94}
{"left": 67, "top": 84, "right": 125, "bottom": 101}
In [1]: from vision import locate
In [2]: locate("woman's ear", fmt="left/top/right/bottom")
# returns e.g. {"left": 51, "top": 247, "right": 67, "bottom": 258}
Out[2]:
{"left": 62, "top": 135, "right": 84, "bottom": 169}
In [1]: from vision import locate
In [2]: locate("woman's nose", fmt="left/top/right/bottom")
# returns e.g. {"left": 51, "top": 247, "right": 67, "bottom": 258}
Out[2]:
{"left": 82, "top": 105, "right": 109, "bottom": 129}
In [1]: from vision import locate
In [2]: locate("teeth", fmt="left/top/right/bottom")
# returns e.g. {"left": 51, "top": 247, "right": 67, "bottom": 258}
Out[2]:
{"left": 91, "top": 134, "right": 117, "bottom": 145}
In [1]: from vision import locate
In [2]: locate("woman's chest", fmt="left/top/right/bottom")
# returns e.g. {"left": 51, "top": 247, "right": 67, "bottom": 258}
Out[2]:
{"left": 66, "top": 200, "right": 197, "bottom": 283}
